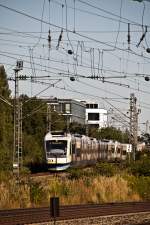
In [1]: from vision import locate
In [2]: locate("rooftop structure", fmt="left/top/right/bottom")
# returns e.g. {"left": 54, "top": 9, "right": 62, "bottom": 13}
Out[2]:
{"left": 85, "top": 102, "right": 108, "bottom": 129}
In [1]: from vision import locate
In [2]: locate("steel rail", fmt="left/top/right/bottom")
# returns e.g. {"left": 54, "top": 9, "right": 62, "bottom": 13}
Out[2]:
{"left": 1, "top": 201, "right": 150, "bottom": 225}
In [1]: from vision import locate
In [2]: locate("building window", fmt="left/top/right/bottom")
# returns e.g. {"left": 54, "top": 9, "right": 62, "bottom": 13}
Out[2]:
{"left": 88, "top": 113, "right": 99, "bottom": 121}
{"left": 86, "top": 104, "right": 98, "bottom": 109}
{"left": 94, "top": 104, "right": 98, "bottom": 109}
{"left": 65, "top": 103, "right": 70, "bottom": 113}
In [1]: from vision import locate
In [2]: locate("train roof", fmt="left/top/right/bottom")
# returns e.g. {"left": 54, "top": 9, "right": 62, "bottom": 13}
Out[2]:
{"left": 45, "top": 131, "right": 72, "bottom": 140}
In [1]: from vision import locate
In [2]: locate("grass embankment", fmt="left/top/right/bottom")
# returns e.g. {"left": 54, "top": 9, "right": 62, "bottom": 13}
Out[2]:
{"left": 1, "top": 167, "right": 145, "bottom": 209}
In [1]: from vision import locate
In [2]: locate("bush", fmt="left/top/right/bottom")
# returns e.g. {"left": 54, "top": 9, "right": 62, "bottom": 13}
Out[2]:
{"left": 68, "top": 168, "right": 84, "bottom": 180}
{"left": 129, "top": 159, "right": 150, "bottom": 176}
{"left": 29, "top": 181, "right": 45, "bottom": 205}
{"left": 128, "top": 176, "right": 150, "bottom": 201}
{"left": 95, "top": 162, "right": 118, "bottom": 177}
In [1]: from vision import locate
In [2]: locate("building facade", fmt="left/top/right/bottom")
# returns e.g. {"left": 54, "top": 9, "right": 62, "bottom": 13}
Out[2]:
{"left": 46, "top": 98, "right": 85, "bottom": 125}
{"left": 44, "top": 98, "right": 107, "bottom": 129}
{"left": 85, "top": 102, "right": 107, "bottom": 129}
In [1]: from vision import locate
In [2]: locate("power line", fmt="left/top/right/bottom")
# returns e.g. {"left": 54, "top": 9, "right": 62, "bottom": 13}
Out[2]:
{"left": 0, "top": 51, "right": 129, "bottom": 87}
{"left": 1, "top": 3, "right": 150, "bottom": 61}
{"left": 114, "top": 0, "right": 123, "bottom": 49}
{"left": 0, "top": 49, "right": 149, "bottom": 79}
{"left": 31, "top": 0, "right": 46, "bottom": 49}
{"left": 1, "top": 51, "right": 150, "bottom": 98}
{"left": 35, "top": 78, "right": 130, "bottom": 126}
{"left": 76, "top": 0, "right": 147, "bottom": 27}
{"left": 52, "top": 0, "right": 145, "bottom": 27}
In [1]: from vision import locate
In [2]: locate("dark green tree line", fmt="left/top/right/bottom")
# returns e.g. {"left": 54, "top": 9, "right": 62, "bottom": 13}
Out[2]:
{"left": 88, "top": 126, "right": 129, "bottom": 143}
{"left": 0, "top": 65, "right": 13, "bottom": 171}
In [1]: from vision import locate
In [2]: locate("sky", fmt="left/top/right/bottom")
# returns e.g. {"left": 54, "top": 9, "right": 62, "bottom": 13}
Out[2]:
{"left": 0, "top": 0, "right": 150, "bottom": 133}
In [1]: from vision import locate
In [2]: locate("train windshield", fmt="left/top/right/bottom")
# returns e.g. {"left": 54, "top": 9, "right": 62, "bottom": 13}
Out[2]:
{"left": 46, "top": 140, "right": 67, "bottom": 156}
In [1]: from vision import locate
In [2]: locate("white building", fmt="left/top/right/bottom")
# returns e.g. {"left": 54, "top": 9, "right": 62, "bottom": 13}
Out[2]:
{"left": 85, "top": 102, "right": 108, "bottom": 129}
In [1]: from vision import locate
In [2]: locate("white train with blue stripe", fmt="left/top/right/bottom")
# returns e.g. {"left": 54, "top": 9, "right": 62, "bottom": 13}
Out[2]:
{"left": 44, "top": 131, "right": 132, "bottom": 171}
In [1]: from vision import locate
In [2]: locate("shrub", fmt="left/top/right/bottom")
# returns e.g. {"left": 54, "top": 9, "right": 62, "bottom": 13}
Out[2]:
{"left": 30, "top": 181, "right": 45, "bottom": 205}
{"left": 129, "top": 159, "right": 150, "bottom": 176}
{"left": 68, "top": 168, "right": 84, "bottom": 180}
{"left": 95, "top": 162, "right": 118, "bottom": 177}
{"left": 127, "top": 176, "right": 150, "bottom": 201}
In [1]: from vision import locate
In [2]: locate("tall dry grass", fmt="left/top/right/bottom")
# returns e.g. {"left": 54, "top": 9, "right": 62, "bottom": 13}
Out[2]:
{"left": 0, "top": 172, "right": 31, "bottom": 209}
{"left": 0, "top": 172, "right": 140, "bottom": 209}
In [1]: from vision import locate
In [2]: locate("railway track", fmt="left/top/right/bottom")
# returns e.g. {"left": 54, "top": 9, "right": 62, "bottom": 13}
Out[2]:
{"left": 1, "top": 201, "right": 150, "bottom": 225}
{"left": 30, "top": 171, "right": 68, "bottom": 178}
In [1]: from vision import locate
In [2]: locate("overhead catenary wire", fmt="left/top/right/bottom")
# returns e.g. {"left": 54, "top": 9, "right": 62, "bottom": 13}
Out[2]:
{"left": 51, "top": 0, "right": 146, "bottom": 28}
{"left": 32, "top": 0, "right": 46, "bottom": 49}
{"left": 0, "top": 50, "right": 132, "bottom": 86}
{"left": 1, "top": 43, "right": 150, "bottom": 82}
{"left": 114, "top": 0, "right": 123, "bottom": 49}
{"left": 0, "top": 37, "right": 149, "bottom": 70}
{"left": 0, "top": 94, "right": 13, "bottom": 107}
{"left": 76, "top": 0, "right": 148, "bottom": 27}
{"left": 1, "top": 3, "right": 150, "bottom": 62}
{"left": 65, "top": 0, "right": 74, "bottom": 53}
{"left": 2, "top": 59, "right": 150, "bottom": 112}
{"left": 0, "top": 2, "right": 150, "bottom": 113}
{"left": 34, "top": 77, "right": 130, "bottom": 126}
{"left": 1, "top": 50, "right": 150, "bottom": 98}
{"left": 58, "top": 80, "right": 130, "bottom": 124}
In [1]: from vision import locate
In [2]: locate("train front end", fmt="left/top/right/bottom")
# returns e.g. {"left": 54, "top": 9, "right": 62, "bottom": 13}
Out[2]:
{"left": 44, "top": 132, "right": 72, "bottom": 171}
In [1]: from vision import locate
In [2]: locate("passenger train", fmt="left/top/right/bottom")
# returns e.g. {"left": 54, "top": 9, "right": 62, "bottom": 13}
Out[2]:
{"left": 44, "top": 131, "right": 132, "bottom": 171}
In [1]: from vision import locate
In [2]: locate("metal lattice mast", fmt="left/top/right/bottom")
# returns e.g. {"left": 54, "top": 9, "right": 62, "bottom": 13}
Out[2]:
{"left": 13, "top": 61, "right": 23, "bottom": 177}
{"left": 130, "top": 93, "right": 138, "bottom": 161}
{"left": 47, "top": 103, "right": 51, "bottom": 132}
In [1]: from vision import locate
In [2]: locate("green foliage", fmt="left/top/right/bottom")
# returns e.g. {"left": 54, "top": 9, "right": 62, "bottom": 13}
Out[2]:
{"left": 22, "top": 96, "right": 47, "bottom": 140}
{"left": 68, "top": 168, "right": 84, "bottom": 180}
{"left": 21, "top": 96, "right": 47, "bottom": 169}
{"left": 129, "top": 158, "right": 150, "bottom": 176}
{"left": 139, "top": 132, "right": 150, "bottom": 145}
{"left": 23, "top": 134, "right": 45, "bottom": 165}
{"left": 30, "top": 181, "right": 45, "bottom": 205}
{"left": 51, "top": 110, "right": 66, "bottom": 131}
{"left": 59, "top": 183, "right": 70, "bottom": 196}
{"left": 21, "top": 96, "right": 67, "bottom": 169}
{"left": 135, "top": 149, "right": 150, "bottom": 160}
{"left": 0, "top": 65, "right": 11, "bottom": 98}
{"left": 0, "top": 66, "right": 13, "bottom": 171}
{"left": 69, "top": 122, "right": 86, "bottom": 135}
{"left": 89, "top": 126, "right": 129, "bottom": 143}
{"left": 68, "top": 167, "right": 96, "bottom": 180}
{"left": 127, "top": 175, "right": 150, "bottom": 200}
{"left": 95, "top": 162, "right": 118, "bottom": 177}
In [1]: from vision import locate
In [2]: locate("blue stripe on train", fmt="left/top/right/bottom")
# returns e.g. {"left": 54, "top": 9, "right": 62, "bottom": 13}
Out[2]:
{"left": 47, "top": 163, "right": 71, "bottom": 171}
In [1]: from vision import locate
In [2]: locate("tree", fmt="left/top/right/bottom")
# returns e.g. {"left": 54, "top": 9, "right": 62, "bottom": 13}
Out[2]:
{"left": 69, "top": 122, "right": 86, "bottom": 135}
{"left": 21, "top": 96, "right": 47, "bottom": 168}
{"left": 51, "top": 110, "right": 66, "bottom": 131}
{"left": 88, "top": 126, "right": 129, "bottom": 143}
{"left": 0, "top": 65, "right": 13, "bottom": 171}
{"left": 139, "top": 133, "right": 150, "bottom": 145}
{"left": 21, "top": 95, "right": 66, "bottom": 170}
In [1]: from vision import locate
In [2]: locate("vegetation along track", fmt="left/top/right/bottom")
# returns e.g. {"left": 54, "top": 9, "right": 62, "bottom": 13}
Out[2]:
{"left": 1, "top": 201, "right": 150, "bottom": 225}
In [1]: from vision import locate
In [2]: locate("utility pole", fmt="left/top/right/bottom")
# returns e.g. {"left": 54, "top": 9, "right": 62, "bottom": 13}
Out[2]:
{"left": 13, "top": 60, "right": 23, "bottom": 178}
{"left": 129, "top": 93, "right": 139, "bottom": 161}
{"left": 47, "top": 103, "right": 52, "bottom": 132}
{"left": 86, "top": 120, "right": 89, "bottom": 136}
{"left": 146, "top": 120, "right": 150, "bottom": 134}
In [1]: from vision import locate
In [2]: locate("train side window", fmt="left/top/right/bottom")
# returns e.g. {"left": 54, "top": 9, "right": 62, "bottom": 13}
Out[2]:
{"left": 70, "top": 143, "right": 72, "bottom": 155}
{"left": 72, "top": 144, "right": 76, "bottom": 154}
{"left": 123, "top": 150, "right": 126, "bottom": 155}
{"left": 76, "top": 148, "right": 81, "bottom": 157}
{"left": 117, "top": 148, "right": 120, "bottom": 154}
{"left": 111, "top": 148, "right": 115, "bottom": 153}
